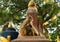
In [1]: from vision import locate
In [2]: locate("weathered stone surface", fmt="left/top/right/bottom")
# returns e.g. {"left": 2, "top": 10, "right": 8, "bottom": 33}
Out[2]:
{"left": 11, "top": 36, "right": 51, "bottom": 42}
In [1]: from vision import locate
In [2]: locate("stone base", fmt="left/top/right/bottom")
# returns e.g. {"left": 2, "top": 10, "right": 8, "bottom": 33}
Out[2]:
{"left": 11, "top": 36, "right": 51, "bottom": 42}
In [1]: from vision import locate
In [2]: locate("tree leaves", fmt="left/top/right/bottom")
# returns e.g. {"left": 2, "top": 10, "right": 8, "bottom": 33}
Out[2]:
{"left": 0, "top": 0, "right": 60, "bottom": 26}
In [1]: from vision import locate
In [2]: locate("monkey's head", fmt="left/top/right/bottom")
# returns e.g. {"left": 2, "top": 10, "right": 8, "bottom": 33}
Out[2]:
{"left": 28, "top": 0, "right": 36, "bottom": 7}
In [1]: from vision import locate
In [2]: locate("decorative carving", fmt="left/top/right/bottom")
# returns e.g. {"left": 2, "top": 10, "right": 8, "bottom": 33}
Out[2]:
{"left": 20, "top": 0, "right": 45, "bottom": 37}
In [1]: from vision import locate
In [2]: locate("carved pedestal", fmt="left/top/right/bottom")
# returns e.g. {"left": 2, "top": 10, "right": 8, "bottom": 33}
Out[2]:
{"left": 11, "top": 36, "right": 51, "bottom": 42}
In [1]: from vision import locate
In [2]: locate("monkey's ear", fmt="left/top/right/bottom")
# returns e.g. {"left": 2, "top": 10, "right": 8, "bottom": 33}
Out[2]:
{"left": 28, "top": 0, "right": 36, "bottom": 7}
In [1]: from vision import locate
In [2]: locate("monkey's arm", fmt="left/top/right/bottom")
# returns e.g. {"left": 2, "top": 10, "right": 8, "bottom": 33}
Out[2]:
{"left": 30, "top": 19, "right": 39, "bottom": 36}
{"left": 20, "top": 16, "right": 29, "bottom": 29}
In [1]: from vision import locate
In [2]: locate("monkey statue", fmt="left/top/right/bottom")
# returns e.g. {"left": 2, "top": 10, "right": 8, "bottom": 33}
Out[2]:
{"left": 20, "top": 0, "right": 46, "bottom": 38}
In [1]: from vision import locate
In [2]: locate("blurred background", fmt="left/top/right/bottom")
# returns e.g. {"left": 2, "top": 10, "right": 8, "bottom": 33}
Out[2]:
{"left": 0, "top": 0, "right": 60, "bottom": 42}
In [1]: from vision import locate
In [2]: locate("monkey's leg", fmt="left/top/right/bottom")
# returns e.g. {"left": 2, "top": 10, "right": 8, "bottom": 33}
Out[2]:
{"left": 20, "top": 28, "right": 26, "bottom": 36}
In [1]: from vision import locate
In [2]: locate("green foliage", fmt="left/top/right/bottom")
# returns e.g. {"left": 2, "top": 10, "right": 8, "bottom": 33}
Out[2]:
{"left": 38, "top": 3, "right": 60, "bottom": 23}
{"left": 50, "top": 28, "right": 60, "bottom": 42}
{"left": 0, "top": 0, "right": 60, "bottom": 24}
{"left": 0, "top": 0, "right": 29, "bottom": 25}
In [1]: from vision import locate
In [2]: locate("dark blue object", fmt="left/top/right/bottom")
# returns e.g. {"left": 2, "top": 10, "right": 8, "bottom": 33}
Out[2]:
{"left": 1, "top": 28, "right": 19, "bottom": 40}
